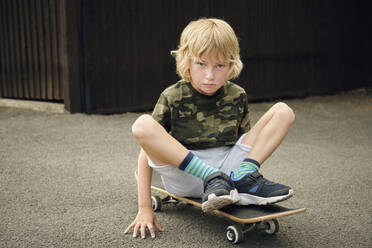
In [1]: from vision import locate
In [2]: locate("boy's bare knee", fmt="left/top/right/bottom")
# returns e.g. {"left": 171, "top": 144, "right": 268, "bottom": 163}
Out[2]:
{"left": 274, "top": 102, "right": 295, "bottom": 123}
{"left": 132, "top": 114, "right": 156, "bottom": 140}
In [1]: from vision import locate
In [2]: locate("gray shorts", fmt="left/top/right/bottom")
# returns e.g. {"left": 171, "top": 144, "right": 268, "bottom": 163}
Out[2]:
{"left": 148, "top": 133, "right": 251, "bottom": 198}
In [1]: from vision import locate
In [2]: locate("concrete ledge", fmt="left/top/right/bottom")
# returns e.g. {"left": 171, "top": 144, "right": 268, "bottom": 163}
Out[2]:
{"left": 0, "top": 98, "right": 67, "bottom": 114}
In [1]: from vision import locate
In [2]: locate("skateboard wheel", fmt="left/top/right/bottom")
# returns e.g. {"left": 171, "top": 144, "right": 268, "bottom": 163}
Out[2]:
{"left": 226, "top": 224, "right": 244, "bottom": 244}
{"left": 151, "top": 195, "right": 162, "bottom": 212}
{"left": 263, "top": 219, "right": 279, "bottom": 234}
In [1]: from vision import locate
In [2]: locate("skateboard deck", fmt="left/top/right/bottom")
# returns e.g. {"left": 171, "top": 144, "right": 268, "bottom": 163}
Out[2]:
{"left": 137, "top": 170, "right": 306, "bottom": 244}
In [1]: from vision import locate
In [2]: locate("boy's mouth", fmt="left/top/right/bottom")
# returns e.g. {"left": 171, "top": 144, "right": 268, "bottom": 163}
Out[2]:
{"left": 203, "top": 83, "right": 216, "bottom": 87}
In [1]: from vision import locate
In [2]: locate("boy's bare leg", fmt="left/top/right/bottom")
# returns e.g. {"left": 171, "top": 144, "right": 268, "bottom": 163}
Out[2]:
{"left": 230, "top": 102, "right": 295, "bottom": 206}
{"left": 132, "top": 114, "right": 239, "bottom": 212}
{"left": 242, "top": 102, "right": 295, "bottom": 164}
{"left": 131, "top": 114, "right": 189, "bottom": 166}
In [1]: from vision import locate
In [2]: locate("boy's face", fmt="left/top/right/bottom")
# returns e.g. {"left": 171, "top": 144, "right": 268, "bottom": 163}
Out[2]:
{"left": 189, "top": 53, "right": 230, "bottom": 96}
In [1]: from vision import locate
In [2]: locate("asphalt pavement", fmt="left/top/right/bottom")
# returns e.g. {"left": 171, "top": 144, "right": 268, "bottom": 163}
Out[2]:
{"left": 1, "top": 90, "right": 371, "bottom": 248}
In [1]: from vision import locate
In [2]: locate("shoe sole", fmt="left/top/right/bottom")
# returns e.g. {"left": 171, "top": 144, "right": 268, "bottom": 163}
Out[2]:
{"left": 202, "top": 189, "right": 240, "bottom": 212}
{"left": 236, "top": 189, "right": 294, "bottom": 206}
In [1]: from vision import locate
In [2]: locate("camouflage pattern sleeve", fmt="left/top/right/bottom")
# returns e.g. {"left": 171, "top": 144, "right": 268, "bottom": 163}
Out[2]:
{"left": 238, "top": 91, "right": 251, "bottom": 137}
{"left": 152, "top": 93, "right": 171, "bottom": 132}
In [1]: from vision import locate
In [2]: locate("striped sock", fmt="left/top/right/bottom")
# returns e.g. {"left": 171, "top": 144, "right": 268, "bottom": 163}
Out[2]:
{"left": 231, "top": 158, "right": 260, "bottom": 181}
{"left": 178, "top": 152, "right": 219, "bottom": 180}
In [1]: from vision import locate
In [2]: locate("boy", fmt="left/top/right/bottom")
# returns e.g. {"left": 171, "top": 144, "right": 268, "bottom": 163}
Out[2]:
{"left": 125, "top": 18, "right": 294, "bottom": 239}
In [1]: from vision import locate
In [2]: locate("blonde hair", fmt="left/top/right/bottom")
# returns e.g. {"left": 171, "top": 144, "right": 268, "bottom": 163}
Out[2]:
{"left": 171, "top": 18, "right": 243, "bottom": 82}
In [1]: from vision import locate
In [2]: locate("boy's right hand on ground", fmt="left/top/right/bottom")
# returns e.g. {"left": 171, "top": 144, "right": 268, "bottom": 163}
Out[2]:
{"left": 124, "top": 207, "right": 164, "bottom": 239}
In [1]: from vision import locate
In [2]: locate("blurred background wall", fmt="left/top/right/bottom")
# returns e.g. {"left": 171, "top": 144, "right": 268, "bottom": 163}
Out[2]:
{"left": 1, "top": 0, "right": 371, "bottom": 113}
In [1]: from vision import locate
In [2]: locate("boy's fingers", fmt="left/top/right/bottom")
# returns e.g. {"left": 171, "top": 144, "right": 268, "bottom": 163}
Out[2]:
{"left": 132, "top": 224, "right": 139, "bottom": 238}
{"left": 141, "top": 225, "right": 146, "bottom": 239}
{"left": 148, "top": 224, "right": 155, "bottom": 238}
{"left": 124, "top": 223, "right": 134, "bottom": 234}
{"left": 154, "top": 219, "right": 164, "bottom": 232}
{"left": 125, "top": 220, "right": 161, "bottom": 239}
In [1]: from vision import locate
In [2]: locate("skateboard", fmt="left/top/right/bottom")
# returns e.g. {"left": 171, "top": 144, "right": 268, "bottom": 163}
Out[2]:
{"left": 136, "top": 170, "right": 306, "bottom": 244}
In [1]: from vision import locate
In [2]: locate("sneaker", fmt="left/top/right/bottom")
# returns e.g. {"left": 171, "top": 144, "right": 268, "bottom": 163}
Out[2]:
{"left": 233, "top": 171, "right": 293, "bottom": 205}
{"left": 201, "top": 172, "right": 240, "bottom": 212}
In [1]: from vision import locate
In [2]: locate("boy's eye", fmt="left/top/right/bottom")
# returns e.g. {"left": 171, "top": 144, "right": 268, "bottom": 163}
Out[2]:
{"left": 216, "top": 64, "right": 225, "bottom": 69}
{"left": 198, "top": 62, "right": 205, "bottom": 66}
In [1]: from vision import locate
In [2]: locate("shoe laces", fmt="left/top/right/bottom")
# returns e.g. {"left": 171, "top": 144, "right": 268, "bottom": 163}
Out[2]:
{"left": 251, "top": 172, "right": 274, "bottom": 185}
{"left": 206, "top": 176, "right": 230, "bottom": 189}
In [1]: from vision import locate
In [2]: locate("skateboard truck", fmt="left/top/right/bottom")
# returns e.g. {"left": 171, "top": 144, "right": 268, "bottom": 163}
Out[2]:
{"left": 226, "top": 219, "right": 279, "bottom": 244}
{"left": 151, "top": 195, "right": 179, "bottom": 212}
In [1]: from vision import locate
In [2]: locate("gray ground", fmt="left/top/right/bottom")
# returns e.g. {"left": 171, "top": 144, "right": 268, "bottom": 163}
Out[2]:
{"left": 1, "top": 90, "right": 371, "bottom": 248}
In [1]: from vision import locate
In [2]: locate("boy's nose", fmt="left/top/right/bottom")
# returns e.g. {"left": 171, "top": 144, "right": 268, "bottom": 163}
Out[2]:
{"left": 205, "top": 68, "right": 214, "bottom": 80}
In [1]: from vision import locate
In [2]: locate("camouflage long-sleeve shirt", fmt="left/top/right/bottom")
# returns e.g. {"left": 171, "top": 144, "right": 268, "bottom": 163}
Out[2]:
{"left": 152, "top": 80, "right": 250, "bottom": 150}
